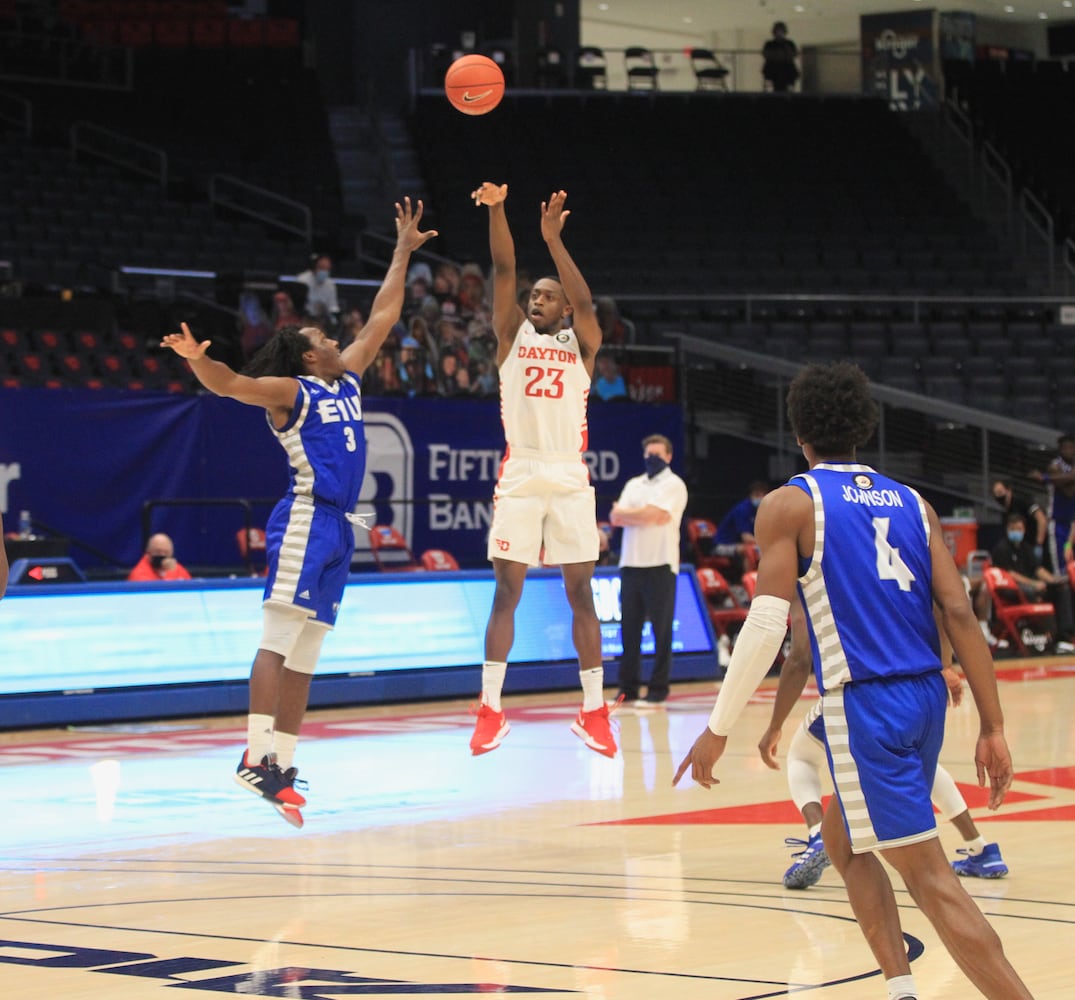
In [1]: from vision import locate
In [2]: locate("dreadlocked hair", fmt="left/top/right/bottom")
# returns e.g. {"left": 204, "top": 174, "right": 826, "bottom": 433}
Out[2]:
{"left": 786, "top": 361, "right": 878, "bottom": 458}
{"left": 241, "top": 324, "right": 314, "bottom": 378}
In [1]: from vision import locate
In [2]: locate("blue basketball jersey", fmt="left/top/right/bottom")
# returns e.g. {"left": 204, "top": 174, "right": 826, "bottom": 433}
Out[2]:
{"left": 269, "top": 372, "right": 367, "bottom": 510}
{"left": 790, "top": 463, "right": 941, "bottom": 695}
{"left": 260, "top": 372, "right": 366, "bottom": 625}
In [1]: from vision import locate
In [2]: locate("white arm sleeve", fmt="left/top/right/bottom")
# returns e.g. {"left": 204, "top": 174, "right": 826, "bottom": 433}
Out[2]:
{"left": 708, "top": 594, "right": 791, "bottom": 736}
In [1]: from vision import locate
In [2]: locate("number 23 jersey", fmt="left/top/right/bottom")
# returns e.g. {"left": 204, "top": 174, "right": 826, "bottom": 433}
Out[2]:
{"left": 498, "top": 321, "right": 590, "bottom": 458}
{"left": 790, "top": 462, "right": 941, "bottom": 694}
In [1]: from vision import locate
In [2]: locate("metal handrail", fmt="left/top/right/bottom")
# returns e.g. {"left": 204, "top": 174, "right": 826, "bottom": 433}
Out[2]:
{"left": 1020, "top": 188, "right": 1056, "bottom": 290}
{"left": 70, "top": 121, "right": 167, "bottom": 188}
{"left": 981, "top": 140, "right": 1013, "bottom": 229}
{"left": 208, "top": 174, "right": 312, "bottom": 244}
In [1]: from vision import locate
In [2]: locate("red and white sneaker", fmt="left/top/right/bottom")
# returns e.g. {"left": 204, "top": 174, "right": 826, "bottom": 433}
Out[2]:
{"left": 570, "top": 700, "right": 619, "bottom": 758}
{"left": 469, "top": 702, "right": 510, "bottom": 756}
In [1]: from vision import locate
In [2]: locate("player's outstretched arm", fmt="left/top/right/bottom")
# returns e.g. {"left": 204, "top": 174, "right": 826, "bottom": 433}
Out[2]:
{"left": 540, "top": 190, "right": 601, "bottom": 365}
{"left": 342, "top": 197, "right": 437, "bottom": 375}
{"left": 473, "top": 181, "right": 523, "bottom": 360}
{"left": 161, "top": 323, "right": 295, "bottom": 409}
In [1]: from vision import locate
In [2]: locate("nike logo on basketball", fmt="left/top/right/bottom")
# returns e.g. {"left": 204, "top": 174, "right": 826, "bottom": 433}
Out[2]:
{"left": 463, "top": 90, "right": 493, "bottom": 102}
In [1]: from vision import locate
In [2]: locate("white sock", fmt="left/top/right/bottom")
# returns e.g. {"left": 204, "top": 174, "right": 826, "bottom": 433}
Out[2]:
{"left": 963, "top": 835, "right": 987, "bottom": 855}
{"left": 887, "top": 974, "right": 917, "bottom": 1000}
{"left": 579, "top": 666, "right": 605, "bottom": 712}
{"left": 247, "top": 713, "right": 274, "bottom": 764}
{"left": 807, "top": 822, "right": 822, "bottom": 839}
{"left": 274, "top": 731, "right": 298, "bottom": 770}
{"left": 482, "top": 661, "right": 507, "bottom": 712}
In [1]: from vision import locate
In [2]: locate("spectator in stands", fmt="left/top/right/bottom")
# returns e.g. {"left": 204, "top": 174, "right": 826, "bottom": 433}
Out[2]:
{"left": 458, "top": 263, "right": 489, "bottom": 321}
{"left": 335, "top": 307, "right": 363, "bottom": 345}
{"left": 400, "top": 335, "right": 435, "bottom": 396}
{"left": 239, "top": 292, "right": 273, "bottom": 359}
{"left": 989, "top": 512, "right": 1075, "bottom": 653}
{"left": 1029, "top": 434, "right": 1075, "bottom": 572}
{"left": 436, "top": 352, "right": 468, "bottom": 397}
{"left": 991, "top": 478, "right": 1047, "bottom": 558}
{"left": 714, "top": 480, "right": 768, "bottom": 578}
{"left": 406, "top": 262, "right": 436, "bottom": 315}
{"left": 408, "top": 315, "right": 439, "bottom": 370}
{"left": 762, "top": 21, "right": 799, "bottom": 92}
{"left": 595, "top": 296, "right": 633, "bottom": 347}
{"left": 271, "top": 291, "right": 301, "bottom": 332}
{"left": 432, "top": 261, "right": 462, "bottom": 316}
{"left": 128, "top": 533, "right": 193, "bottom": 582}
{"left": 592, "top": 349, "right": 628, "bottom": 401}
{"left": 296, "top": 254, "right": 341, "bottom": 325}
{"left": 473, "top": 359, "right": 499, "bottom": 396}
{"left": 717, "top": 481, "right": 769, "bottom": 548}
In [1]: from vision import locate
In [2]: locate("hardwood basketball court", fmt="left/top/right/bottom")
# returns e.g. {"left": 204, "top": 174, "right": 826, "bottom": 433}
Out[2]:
{"left": 2, "top": 662, "right": 1073, "bottom": 998}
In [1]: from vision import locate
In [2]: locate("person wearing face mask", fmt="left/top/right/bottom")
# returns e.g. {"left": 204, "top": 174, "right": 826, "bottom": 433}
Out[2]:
{"left": 609, "top": 434, "right": 689, "bottom": 707}
{"left": 296, "top": 254, "right": 341, "bottom": 325}
{"left": 988, "top": 512, "right": 1075, "bottom": 653}
{"left": 128, "top": 533, "right": 192, "bottom": 582}
{"left": 990, "top": 478, "right": 1047, "bottom": 562}
{"left": 714, "top": 480, "right": 769, "bottom": 578}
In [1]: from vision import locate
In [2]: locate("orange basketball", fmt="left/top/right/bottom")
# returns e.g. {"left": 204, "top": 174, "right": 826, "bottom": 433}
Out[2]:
{"left": 444, "top": 54, "right": 505, "bottom": 116}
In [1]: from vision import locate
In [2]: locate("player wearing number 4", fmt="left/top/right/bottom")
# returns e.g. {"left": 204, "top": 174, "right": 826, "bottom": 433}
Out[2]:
{"left": 469, "top": 182, "right": 617, "bottom": 758}
{"left": 162, "top": 198, "right": 436, "bottom": 827}
{"left": 674, "top": 362, "right": 1031, "bottom": 1000}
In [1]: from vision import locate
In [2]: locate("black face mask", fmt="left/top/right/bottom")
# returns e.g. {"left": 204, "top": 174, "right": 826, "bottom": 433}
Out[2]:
{"left": 645, "top": 455, "right": 668, "bottom": 478}
{"left": 149, "top": 554, "right": 167, "bottom": 569}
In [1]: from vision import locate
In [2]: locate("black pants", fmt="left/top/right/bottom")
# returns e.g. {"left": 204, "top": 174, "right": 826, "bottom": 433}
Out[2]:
{"left": 618, "top": 565, "right": 677, "bottom": 701}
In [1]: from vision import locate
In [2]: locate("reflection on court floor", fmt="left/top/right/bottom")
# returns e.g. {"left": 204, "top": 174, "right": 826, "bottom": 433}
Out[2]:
{"left": 1, "top": 677, "right": 1073, "bottom": 998}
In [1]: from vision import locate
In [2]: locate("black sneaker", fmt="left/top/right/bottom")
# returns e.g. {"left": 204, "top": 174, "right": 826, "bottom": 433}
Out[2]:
{"left": 234, "top": 752, "right": 307, "bottom": 809}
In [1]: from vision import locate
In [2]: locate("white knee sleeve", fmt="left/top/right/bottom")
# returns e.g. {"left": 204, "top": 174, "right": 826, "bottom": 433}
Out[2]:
{"left": 284, "top": 620, "right": 330, "bottom": 675}
{"left": 787, "top": 720, "right": 827, "bottom": 814}
{"left": 259, "top": 602, "right": 310, "bottom": 657}
{"left": 930, "top": 763, "right": 968, "bottom": 822}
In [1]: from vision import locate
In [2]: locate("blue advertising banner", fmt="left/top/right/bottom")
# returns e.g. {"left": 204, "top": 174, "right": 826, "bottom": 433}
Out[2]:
{"left": 0, "top": 388, "right": 682, "bottom": 572}
{"left": 861, "top": 9, "right": 940, "bottom": 110}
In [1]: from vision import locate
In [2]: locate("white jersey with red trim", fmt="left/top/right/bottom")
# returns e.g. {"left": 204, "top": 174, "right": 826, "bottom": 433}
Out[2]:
{"left": 498, "top": 321, "right": 590, "bottom": 458}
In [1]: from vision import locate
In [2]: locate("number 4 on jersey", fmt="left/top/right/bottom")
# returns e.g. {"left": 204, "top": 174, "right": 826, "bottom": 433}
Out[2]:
{"left": 873, "top": 516, "right": 915, "bottom": 591}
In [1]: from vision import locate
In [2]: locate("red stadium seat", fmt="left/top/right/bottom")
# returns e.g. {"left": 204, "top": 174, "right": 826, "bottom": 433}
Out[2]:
{"left": 154, "top": 19, "right": 190, "bottom": 46}
{"left": 369, "top": 524, "right": 420, "bottom": 572}
{"left": 420, "top": 548, "right": 459, "bottom": 571}
{"left": 982, "top": 566, "right": 1056, "bottom": 655}
{"left": 227, "top": 17, "right": 264, "bottom": 47}
{"left": 236, "top": 526, "right": 268, "bottom": 575}
{"left": 695, "top": 566, "right": 749, "bottom": 639}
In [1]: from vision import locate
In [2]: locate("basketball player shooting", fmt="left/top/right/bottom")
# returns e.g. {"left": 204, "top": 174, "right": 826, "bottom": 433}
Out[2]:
{"left": 467, "top": 183, "right": 616, "bottom": 759}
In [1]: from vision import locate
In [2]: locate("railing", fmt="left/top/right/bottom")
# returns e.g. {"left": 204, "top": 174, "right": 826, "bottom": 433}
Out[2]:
{"left": 1065, "top": 239, "right": 1075, "bottom": 296}
{"left": 70, "top": 121, "right": 167, "bottom": 189}
{"left": 0, "top": 90, "right": 31, "bottom": 136}
{"left": 141, "top": 497, "right": 268, "bottom": 575}
{"left": 615, "top": 291, "right": 1074, "bottom": 326}
{"left": 1020, "top": 188, "right": 1056, "bottom": 291}
{"left": 208, "top": 174, "right": 312, "bottom": 245}
{"left": 981, "top": 140, "right": 1013, "bottom": 235}
{"left": 666, "top": 331, "right": 1059, "bottom": 518}
{"left": 0, "top": 30, "right": 133, "bottom": 90}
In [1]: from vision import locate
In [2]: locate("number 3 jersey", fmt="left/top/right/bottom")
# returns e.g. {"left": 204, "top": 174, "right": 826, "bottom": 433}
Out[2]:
{"left": 498, "top": 321, "right": 590, "bottom": 459}
{"left": 790, "top": 463, "right": 941, "bottom": 694}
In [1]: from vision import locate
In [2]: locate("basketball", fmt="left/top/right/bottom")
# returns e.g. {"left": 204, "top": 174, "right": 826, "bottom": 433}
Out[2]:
{"left": 444, "top": 54, "right": 505, "bottom": 116}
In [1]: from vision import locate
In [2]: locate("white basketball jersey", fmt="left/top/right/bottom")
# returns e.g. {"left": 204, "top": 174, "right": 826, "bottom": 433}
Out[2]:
{"left": 498, "top": 321, "right": 590, "bottom": 457}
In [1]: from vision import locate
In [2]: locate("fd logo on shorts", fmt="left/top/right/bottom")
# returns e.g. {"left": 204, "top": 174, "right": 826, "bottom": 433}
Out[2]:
{"left": 853, "top": 473, "right": 873, "bottom": 490}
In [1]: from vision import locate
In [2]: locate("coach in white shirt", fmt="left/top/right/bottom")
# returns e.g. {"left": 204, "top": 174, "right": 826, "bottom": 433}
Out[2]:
{"left": 609, "top": 433, "right": 689, "bottom": 707}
